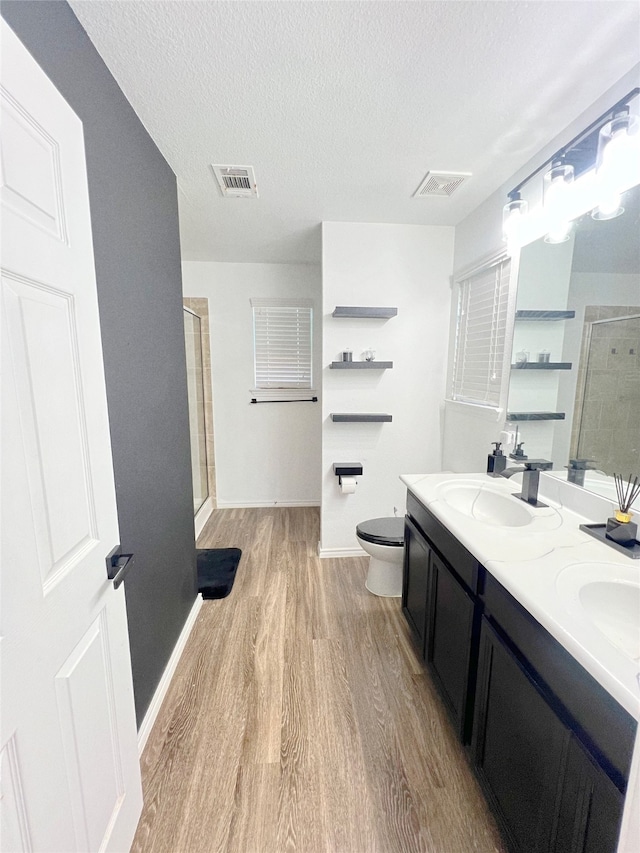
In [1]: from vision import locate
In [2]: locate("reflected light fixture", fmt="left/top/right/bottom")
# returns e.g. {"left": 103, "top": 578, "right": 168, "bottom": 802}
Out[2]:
{"left": 502, "top": 191, "right": 528, "bottom": 243}
{"left": 592, "top": 106, "right": 640, "bottom": 220}
{"left": 591, "top": 193, "right": 624, "bottom": 221}
{"left": 543, "top": 160, "right": 574, "bottom": 243}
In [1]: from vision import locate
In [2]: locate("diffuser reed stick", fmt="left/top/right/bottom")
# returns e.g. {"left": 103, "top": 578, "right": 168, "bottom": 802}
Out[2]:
{"left": 614, "top": 473, "right": 640, "bottom": 517}
{"left": 606, "top": 473, "right": 639, "bottom": 546}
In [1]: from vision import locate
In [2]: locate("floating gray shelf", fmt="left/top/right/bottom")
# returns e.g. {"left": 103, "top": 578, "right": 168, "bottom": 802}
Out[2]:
{"left": 330, "top": 413, "right": 393, "bottom": 422}
{"left": 330, "top": 361, "right": 393, "bottom": 369}
{"left": 332, "top": 306, "right": 398, "bottom": 319}
{"left": 506, "top": 412, "right": 566, "bottom": 421}
{"left": 515, "top": 310, "right": 576, "bottom": 321}
{"left": 511, "top": 362, "right": 572, "bottom": 370}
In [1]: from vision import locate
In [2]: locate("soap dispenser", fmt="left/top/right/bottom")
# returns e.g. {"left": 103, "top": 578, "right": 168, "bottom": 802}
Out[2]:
{"left": 510, "top": 441, "right": 528, "bottom": 461}
{"left": 487, "top": 441, "right": 507, "bottom": 477}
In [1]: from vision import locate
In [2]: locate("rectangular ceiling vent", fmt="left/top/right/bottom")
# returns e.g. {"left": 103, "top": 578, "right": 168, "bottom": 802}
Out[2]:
{"left": 211, "top": 164, "right": 258, "bottom": 198}
{"left": 413, "top": 171, "right": 471, "bottom": 198}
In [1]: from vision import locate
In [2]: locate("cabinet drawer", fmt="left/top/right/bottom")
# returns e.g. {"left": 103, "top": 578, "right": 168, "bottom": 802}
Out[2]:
{"left": 483, "top": 573, "right": 636, "bottom": 790}
{"left": 406, "top": 491, "right": 481, "bottom": 594}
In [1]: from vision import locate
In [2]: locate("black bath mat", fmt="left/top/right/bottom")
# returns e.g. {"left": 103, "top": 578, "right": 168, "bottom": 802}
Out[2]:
{"left": 197, "top": 548, "right": 242, "bottom": 599}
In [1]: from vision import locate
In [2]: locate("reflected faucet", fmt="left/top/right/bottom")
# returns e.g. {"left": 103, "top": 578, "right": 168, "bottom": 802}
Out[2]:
{"left": 566, "top": 458, "right": 595, "bottom": 487}
{"left": 501, "top": 459, "right": 553, "bottom": 507}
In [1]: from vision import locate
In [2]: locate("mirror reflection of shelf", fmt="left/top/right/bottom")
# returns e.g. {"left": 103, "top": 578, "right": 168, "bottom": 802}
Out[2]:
{"left": 510, "top": 362, "right": 572, "bottom": 370}
{"left": 506, "top": 412, "right": 566, "bottom": 421}
{"left": 330, "top": 413, "right": 392, "bottom": 422}
{"left": 330, "top": 361, "right": 393, "bottom": 369}
{"left": 332, "top": 306, "right": 397, "bottom": 319}
{"left": 514, "top": 310, "right": 576, "bottom": 321}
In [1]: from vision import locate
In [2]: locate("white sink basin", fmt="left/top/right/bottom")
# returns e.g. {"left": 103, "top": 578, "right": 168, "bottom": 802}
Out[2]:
{"left": 556, "top": 563, "right": 640, "bottom": 663}
{"left": 436, "top": 481, "right": 535, "bottom": 527}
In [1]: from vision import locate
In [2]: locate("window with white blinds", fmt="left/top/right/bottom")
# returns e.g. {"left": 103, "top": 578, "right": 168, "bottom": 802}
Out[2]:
{"left": 451, "top": 257, "right": 511, "bottom": 407}
{"left": 251, "top": 298, "right": 314, "bottom": 399}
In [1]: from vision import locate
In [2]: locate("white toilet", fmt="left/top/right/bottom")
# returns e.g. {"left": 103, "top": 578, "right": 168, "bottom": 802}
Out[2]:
{"left": 356, "top": 517, "right": 405, "bottom": 597}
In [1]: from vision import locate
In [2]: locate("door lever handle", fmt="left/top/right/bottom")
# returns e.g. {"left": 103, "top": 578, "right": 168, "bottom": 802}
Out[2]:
{"left": 106, "top": 546, "right": 135, "bottom": 589}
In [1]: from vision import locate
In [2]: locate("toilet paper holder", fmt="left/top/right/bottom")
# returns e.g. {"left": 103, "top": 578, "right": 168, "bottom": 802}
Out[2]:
{"left": 333, "top": 463, "right": 363, "bottom": 486}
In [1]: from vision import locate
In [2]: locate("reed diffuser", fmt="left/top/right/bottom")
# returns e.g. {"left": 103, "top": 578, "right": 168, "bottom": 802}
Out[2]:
{"left": 605, "top": 474, "right": 640, "bottom": 546}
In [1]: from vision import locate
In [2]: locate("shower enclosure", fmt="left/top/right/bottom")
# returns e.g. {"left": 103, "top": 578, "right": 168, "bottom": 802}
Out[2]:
{"left": 571, "top": 310, "right": 640, "bottom": 477}
{"left": 183, "top": 306, "right": 209, "bottom": 514}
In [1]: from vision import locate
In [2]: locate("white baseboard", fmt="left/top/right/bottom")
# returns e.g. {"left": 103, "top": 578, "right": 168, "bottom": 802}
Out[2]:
{"left": 317, "top": 544, "right": 367, "bottom": 559}
{"left": 216, "top": 499, "right": 321, "bottom": 508}
{"left": 194, "top": 497, "right": 213, "bottom": 538}
{"left": 137, "top": 594, "right": 203, "bottom": 755}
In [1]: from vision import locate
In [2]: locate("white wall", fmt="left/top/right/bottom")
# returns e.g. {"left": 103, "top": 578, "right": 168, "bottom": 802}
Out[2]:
{"left": 443, "top": 64, "right": 640, "bottom": 472}
{"left": 505, "top": 236, "right": 576, "bottom": 462}
{"left": 182, "top": 262, "right": 322, "bottom": 507}
{"left": 320, "top": 222, "right": 454, "bottom": 554}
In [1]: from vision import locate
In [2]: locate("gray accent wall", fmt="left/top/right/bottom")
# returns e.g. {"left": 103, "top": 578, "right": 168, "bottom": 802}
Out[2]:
{"left": 2, "top": 0, "right": 198, "bottom": 727}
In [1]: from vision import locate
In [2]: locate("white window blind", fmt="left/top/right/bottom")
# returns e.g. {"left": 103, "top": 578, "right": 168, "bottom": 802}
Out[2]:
{"left": 451, "top": 257, "right": 511, "bottom": 407}
{"left": 251, "top": 298, "right": 314, "bottom": 399}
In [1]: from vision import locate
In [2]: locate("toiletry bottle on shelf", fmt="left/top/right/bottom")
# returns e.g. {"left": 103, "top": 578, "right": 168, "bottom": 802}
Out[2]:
{"left": 487, "top": 442, "right": 507, "bottom": 477}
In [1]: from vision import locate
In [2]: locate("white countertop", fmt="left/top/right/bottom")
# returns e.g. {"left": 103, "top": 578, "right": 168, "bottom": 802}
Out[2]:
{"left": 401, "top": 471, "right": 640, "bottom": 721}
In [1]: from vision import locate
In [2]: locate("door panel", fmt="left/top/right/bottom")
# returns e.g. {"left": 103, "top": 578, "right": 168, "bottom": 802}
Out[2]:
{"left": 0, "top": 87, "right": 67, "bottom": 241}
{"left": 428, "top": 551, "right": 476, "bottom": 741}
{"left": 0, "top": 737, "right": 31, "bottom": 852}
{"left": 473, "top": 618, "right": 569, "bottom": 852}
{"left": 555, "top": 736, "right": 623, "bottom": 853}
{"left": 1, "top": 20, "right": 142, "bottom": 853}
{"left": 3, "top": 274, "right": 97, "bottom": 586}
{"left": 402, "top": 516, "right": 430, "bottom": 653}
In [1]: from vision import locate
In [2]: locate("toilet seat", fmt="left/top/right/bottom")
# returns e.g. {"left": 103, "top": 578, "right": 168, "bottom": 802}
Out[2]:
{"left": 356, "top": 517, "right": 404, "bottom": 547}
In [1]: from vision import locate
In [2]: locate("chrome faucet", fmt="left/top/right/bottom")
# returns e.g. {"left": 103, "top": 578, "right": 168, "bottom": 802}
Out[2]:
{"left": 501, "top": 459, "right": 553, "bottom": 507}
{"left": 502, "top": 465, "right": 526, "bottom": 478}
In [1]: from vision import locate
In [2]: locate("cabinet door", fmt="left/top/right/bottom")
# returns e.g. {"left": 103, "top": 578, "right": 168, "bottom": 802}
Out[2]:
{"left": 472, "top": 617, "right": 570, "bottom": 853}
{"left": 554, "top": 736, "right": 624, "bottom": 853}
{"left": 426, "top": 551, "right": 477, "bottom": 742}
{"left": 402, "top": 516, "right": 430, "bottom": 655}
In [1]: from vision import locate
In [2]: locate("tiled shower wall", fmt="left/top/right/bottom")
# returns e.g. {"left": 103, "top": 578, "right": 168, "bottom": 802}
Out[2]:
{"left": 571, "top": 306, "right": 640, "bottom": 476}
{"left": 184, "top": 297, "right": 216, "bottom": 508}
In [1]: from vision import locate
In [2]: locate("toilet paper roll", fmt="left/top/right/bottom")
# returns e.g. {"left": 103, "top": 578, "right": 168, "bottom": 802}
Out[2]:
{"left": 340, "top": 476, "right": 357, "bottom": 494}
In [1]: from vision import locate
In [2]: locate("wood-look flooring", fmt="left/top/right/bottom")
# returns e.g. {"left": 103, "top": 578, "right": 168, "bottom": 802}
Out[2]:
{"left": 132, "top": 507, "right": 505, "bottom": 853}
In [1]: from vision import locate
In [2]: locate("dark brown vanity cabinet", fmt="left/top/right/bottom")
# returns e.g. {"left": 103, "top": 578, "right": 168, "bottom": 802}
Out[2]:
{"left": 473, "top": 617, "right": 572, "bottom": 853}
{"left": 402, "top": 516, "right": 430, "bottom": 654}
{"left": 476, "top": 574, "right": 634, "bottom": 853}
{"left": 426, "top": 550, "right": 477, "bottom": 742}
{"left": 555, "top": 736, "right": 625, "bottom": 853}
{"left": 402, "top": 490, "right": 636, "bottom": 853}
{"left": 402, "top": 493, "right": 481, "bottom": 742}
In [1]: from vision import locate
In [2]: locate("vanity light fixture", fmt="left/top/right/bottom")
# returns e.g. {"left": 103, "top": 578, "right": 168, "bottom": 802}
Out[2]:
{"left": 503, "top": 88, "right": 640, "bottom": 249}
{"left": 543, "top": 160, "right": 574, "bottom": 243}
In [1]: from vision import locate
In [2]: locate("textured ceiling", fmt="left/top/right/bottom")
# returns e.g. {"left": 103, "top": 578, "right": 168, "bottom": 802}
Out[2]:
{"left": 69, "top": 1, "right": 640, "bottom": 264}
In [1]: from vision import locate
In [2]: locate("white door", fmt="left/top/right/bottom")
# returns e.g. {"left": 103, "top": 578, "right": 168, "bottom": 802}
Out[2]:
{"left": 1, "top": 20, "right": 142, "bottom": 853}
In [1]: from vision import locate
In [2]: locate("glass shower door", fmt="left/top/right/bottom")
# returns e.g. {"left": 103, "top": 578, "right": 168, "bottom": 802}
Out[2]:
{"left": 184, "top": 308, "right": 209, "bottom": 514}
{"left": 575, "top": 313, "right": 640, "bottom": 476}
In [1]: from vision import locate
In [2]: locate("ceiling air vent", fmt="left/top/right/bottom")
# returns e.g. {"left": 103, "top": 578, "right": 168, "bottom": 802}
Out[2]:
{"left": 211, "top": 164, "right": 258, "bottom": 198}
{"left": 413, "top": 171, "right": 471, "bottom": 198}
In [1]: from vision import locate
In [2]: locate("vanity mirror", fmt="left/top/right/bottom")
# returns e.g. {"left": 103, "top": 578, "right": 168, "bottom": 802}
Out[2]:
{"left": 507, "top": 182, "right": 640, "bottom": 504}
